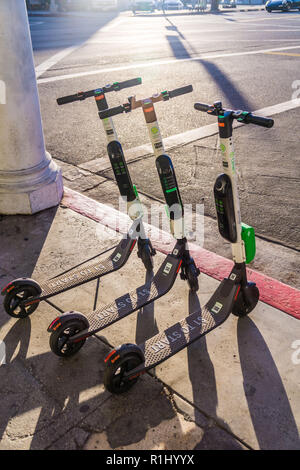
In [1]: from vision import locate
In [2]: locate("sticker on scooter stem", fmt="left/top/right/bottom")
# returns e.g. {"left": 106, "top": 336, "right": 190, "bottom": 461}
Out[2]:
{"left": 154, "top": 142, "right": 163, "bottom": 149}
{"left": 211, "top": 302, "right": 223, "bottom": 314}
{"left": 230, "top": 151, "right": 235, "bottom": 173}
{"left": 163, "top": 262, "right": 173, "bottom": 275}
{"left": 113, "top": 253, "right": 122, "bottom": 262}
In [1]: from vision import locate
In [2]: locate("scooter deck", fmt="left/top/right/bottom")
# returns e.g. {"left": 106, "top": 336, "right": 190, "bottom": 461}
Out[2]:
{"left": 74, "top": 248, "right": 183, "bottom": 338}
{"left": 37, "top": 232, "right": 137, "bottom": 299}
{"left": 138, "top": 277, "right": 239, "bottom": 371}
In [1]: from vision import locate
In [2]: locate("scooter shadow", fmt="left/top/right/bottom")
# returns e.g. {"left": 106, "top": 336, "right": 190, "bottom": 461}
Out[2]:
{"left": 135, "top": 269, "right": 159, "bottom": 345}
{"left": 0, "top": 207, "right": 58, "bottom": 329}
{"left": 237, "top": 317, "right": 300, "bottom": 450}
{"left": 0, "top": 314, "right": 182, "bottom": 450}
{"left": 187, "top": 291, "right": 244, "bottom": 449}
{"left": 186, "top": 291, "right": 299, "bottom": 449}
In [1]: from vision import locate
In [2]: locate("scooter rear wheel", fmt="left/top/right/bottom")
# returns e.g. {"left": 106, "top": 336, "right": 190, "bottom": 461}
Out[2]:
{"left": 104, "top": 352, "right": 143, "bottom": 394}
{"left": 49, "top": 318, "right": 87, "bottom": 357}
{"left": 4, "top": 285, "right": 40, "bottom": 318}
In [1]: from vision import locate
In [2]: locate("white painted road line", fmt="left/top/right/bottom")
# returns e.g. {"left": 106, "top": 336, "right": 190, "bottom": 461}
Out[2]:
{"left": 240, "top": 15, "right": 300, "bottom": 22}
{"left": 86, "top": 38, "right": 300, "bottom": 46}
{"left": 84, "top": 30, "right": 300, "bottom": 43}
{"left": 79, "top": 97, "right": 300, "bottom": 173}
{"left": 162, "top": 97, "right": 300, "bottom": 149}
{"left": 37, "top": 44, "right": 300, "bottom": 85}
{"left": 34, "top": 15, "right": 127, "bottom": 79}
{"left": 35, "top": 44, "right": 83, "bottom": 79}
{"left": 97, "top": 17, "right": 126, "bottom": 33}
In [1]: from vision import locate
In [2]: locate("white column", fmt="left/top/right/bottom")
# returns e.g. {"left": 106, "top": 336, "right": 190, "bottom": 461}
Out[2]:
{"left": 0, "top": 0, "right": 63, "bottom": 215}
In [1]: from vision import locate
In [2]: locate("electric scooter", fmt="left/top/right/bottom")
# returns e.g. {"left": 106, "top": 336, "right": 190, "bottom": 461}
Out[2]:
{"left": 1, "top": 78, "right": 155, "bottom": 319}
{"left": 103, "top": 100, "right": 274, "bottom": 394}
{"left": 47, "top": 85, "right": 200, "bottom": 357}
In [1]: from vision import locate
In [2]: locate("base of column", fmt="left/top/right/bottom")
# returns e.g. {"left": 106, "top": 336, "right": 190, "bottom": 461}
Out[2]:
{"left": 0, "top": 153, "right": 64, "bottom": 215}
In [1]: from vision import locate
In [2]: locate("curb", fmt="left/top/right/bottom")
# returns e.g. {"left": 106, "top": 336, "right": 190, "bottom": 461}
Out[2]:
{"left": 238, "top": 8, "right": 264, "bottom": 11}
{"left": 62, "top": 187, "right": 300, "bottom": 320}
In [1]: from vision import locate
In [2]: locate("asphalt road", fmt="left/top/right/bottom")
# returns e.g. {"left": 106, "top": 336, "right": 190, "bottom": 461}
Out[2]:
{"left": 30, "top": 9, "right": 300, "bottom": 249}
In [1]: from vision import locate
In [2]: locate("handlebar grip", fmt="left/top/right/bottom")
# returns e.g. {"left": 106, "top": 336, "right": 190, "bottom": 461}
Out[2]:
{"left": 99, "top": 105, "right": 125, "bottom": 119}
{"left": 244, "top": 113, "right": 274, "bottom": 128}
{"left": 57, "top": 94, "right": 82, "bottom": 105}
{"left": 57, "top": 78, "right": 142, "bottom": 105}
{"left": 168, "top": 85, "right": 193, "bottom": 99}
{"left": 118, "top": 77, "right": 142, "bottom": 90}
{"left": 194, "top": 102, "right": 211, "bottom": 113}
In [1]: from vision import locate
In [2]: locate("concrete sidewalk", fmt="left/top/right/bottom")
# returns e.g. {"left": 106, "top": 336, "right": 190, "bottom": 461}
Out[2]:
{"left": 0, "top": 186, "right": 299, "bottom": 450}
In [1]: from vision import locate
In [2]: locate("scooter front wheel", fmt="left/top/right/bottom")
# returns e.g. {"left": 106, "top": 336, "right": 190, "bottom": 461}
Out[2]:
{"left": 232, "top": 282, "right": 259, "bottom": 317}
{"left": 138, "top": 241, "right": 156, "bottom": 272}
{"left": 140, "top": 245, "right": 154, "bottom": 272}
{"left": 49, "top": 318, "right": 87, "bottom": 357}
{"left": 104, "top": 351, "right": 143, "bottom": 394}
{"left": 184, "top": 262, "right": 200, "bottom": 293}
{"left": 4, "top": 285, "right": 40, "bottom": 318}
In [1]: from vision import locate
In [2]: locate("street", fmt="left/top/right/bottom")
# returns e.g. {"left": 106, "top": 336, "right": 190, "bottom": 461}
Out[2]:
{"left": 31, "top": 9, "right": 300, "bottom": 259}
{"left": 33, "top": 10, "right": 300, "bottom": 159}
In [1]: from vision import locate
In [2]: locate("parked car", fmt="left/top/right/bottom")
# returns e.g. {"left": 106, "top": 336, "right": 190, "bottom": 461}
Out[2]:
{"left": 184, "top": 0, "right": 207, "bottom": 10}
{"left": 221, "top": 0, "right": 237, "bottom": 7}
{"left": 90, "top": 0, "right": 118, "bottom": 10}
{"left": 131, "top": 0, "right": 156, "bottom": 12}
{"left": 26, "top": 0, "right": 50, "bottom": 9}
{"left": 162, "top": 0, "right": 184, "bottom": 9}
{"left": 55, "top": 0, "right": 90, "bottom": 10}
{"left": 265, "top": 0, "right": 300, "bottom": 11}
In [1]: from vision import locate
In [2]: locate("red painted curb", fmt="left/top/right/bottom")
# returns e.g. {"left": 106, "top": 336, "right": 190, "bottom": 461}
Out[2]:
{"left": 62, "top": 187, "right": 300, "bottom": 320}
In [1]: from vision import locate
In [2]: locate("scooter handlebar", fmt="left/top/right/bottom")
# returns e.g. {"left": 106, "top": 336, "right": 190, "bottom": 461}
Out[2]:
{"left": 242, "top": 113, "right": 274, "bottom": 128}
{"left": 99, "top": 105, "right": 125, "bottom": 119}
{"left": 194, "top": 101, "right": 274, "bottom": 128}
{"left": 168, "top": 85, "right": 193, "bottom": 99}
{"left": 57, "top": 93, "right": 85, "bottom": 105}
{"left": 194, "top": 102, "right": 212, "bottom": 113}
{"left": 57, "top": 78, "right": 142, "bottom": 105}
{"left": 118, "top": 77, "right": 142, "bottom": 90}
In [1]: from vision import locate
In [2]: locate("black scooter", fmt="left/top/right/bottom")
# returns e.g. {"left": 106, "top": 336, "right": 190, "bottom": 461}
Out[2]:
{"left": 1, "top": 78, "right": 155, "bottom": 319}
{"left": 47, "top": 85, "right": 200, "bottom": 358}
{"left": 103, "top": 100, "right": 274, "bottom": 394}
